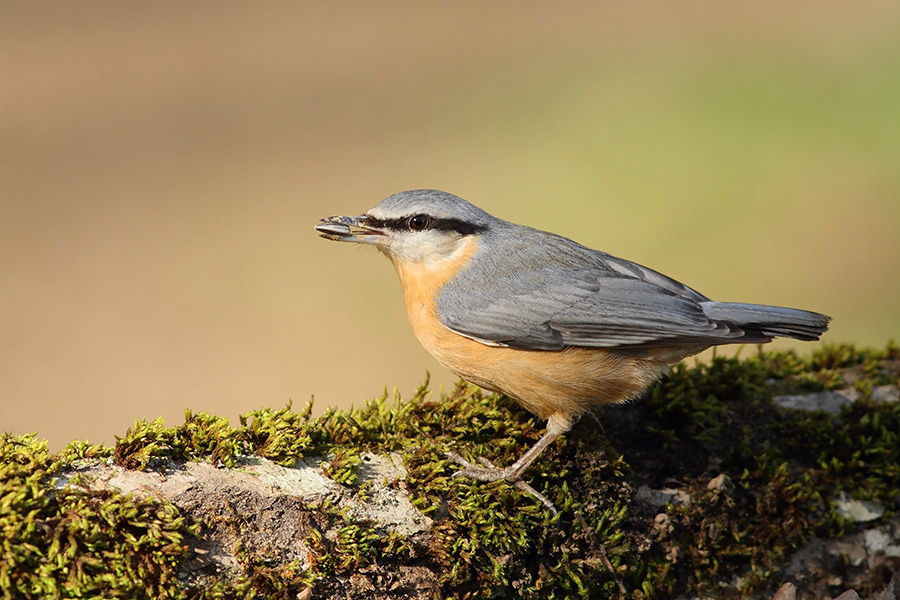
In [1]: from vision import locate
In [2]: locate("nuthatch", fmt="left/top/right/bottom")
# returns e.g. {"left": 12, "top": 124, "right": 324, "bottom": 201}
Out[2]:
{"left": 316, "top": 189, "right": 830, "bottom": 507}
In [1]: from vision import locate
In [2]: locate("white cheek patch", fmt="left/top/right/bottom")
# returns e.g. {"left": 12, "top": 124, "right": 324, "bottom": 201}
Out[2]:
{"left": 391, "top": 232, "right": 442, "bottom": 263}
{"left": 389, "top": 232, "right": 471, "bottom": 268}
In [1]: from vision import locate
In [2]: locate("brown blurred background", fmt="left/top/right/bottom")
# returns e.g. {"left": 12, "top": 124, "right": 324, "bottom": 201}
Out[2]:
{"left": 2, "top": 2, "right": 899, "bottom": 451}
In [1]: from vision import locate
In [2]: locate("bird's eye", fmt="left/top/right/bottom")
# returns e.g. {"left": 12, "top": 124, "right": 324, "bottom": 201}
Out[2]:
{"left": 407, "top": 214, "right": 431, "bottom": 231}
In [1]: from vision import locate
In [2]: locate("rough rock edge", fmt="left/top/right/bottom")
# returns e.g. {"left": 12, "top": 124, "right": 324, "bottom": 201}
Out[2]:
{"left": 60, "top": 452, "right": 435, "bottom": 595}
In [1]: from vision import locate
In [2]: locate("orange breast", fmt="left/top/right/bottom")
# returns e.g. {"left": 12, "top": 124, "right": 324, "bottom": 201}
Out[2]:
{"left": 389, "top": 239, "right": 670, "bottom": 425}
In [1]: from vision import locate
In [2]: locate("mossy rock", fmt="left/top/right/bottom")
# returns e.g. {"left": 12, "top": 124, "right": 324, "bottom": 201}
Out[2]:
{"left": 1, "top": 342, "right": 898, "bottom": 599}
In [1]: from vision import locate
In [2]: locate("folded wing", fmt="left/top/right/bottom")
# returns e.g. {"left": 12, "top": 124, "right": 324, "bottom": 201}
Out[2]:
{"left": 436, "top": 230, "right": 828, "bottom": 350}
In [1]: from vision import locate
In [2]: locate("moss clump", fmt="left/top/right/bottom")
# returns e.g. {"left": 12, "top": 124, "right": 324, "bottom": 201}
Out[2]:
{"left": 656, "top": 457, "right": 824, "bottom": 594}
{"left": 320, "top": 448, "right": 364, "bottom": 486}
{"left": 0, "top": 434, "right": 191, "bottom": 599}
{"left": 187, "top": 558, "right": 314, "bottom": 600}
{"left": 774, "top": 391, "right": 900, "bottom": 515}
{"left": 600, "top": 342, "right": 900, "bottom": 597}
{"left": 114, "top": 410, "right": 242, "bottom": 470}
{"left": 395, "top": 384, "right": 635, "bottom": 598}
{"left": 239, "top": 400, "right": 315, "bottom": 466}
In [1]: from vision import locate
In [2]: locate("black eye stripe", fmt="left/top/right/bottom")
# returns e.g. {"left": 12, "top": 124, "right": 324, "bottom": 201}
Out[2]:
{"left": 364, "top": 215, "right": 487, "bottom": 236}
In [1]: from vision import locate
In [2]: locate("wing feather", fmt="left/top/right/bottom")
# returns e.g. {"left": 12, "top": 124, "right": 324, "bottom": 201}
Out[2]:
{"left": 437, "top": 228, "right": 745, "bottom": 350}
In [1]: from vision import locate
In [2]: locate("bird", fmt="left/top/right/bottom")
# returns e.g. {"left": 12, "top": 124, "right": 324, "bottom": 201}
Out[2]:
{"left": 315, "top": 189, "right": 830, "bottom": 509}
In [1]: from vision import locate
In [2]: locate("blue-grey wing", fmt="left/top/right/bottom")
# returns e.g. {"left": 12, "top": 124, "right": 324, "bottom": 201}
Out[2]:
{"left": 435, "top": 232, "right": 741, "bottom": 350}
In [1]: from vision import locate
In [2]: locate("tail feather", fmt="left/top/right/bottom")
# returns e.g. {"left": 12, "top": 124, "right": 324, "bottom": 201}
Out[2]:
{"left": 700, "top": 302, "right": 831, "bottom": 342}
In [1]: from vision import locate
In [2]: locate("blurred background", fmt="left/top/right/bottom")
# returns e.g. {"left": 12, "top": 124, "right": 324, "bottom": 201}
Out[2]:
{"left": 2, "top": 2, "right": 899, "bottom": 451}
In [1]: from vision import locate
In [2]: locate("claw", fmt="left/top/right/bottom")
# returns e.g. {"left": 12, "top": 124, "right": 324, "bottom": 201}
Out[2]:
{"left": 445, "top": 451, "right": 558, "bottom": 515}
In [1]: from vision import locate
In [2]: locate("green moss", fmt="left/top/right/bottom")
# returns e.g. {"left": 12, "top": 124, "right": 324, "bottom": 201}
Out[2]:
{"left": 297, "top": 381, "right": 639, "bottom": 598}
{"left": 0, "top": 434, "right": 191, "bottom": 599}
{"left": 239, "top": 400, "right": 315, "bottom": 466}
{"left": 114, "top": 410, "right": 241, "bottom": 470}
{"left": 3, "top": 342, "right": 898, "bottom": 599}
{"left": 778, "top": 398, "right": 900, "bottom": 509}
{"left": 55, "top": 439, "right": 113, "bottom": 463}
{"left": 187, "top": 558, "right": 314, "bottom": 600}
{"left": 656, "top": 457, "right": 825, "bottom": 595}
{"left": 320, "top": 449, "right": 363, "bottom": 486}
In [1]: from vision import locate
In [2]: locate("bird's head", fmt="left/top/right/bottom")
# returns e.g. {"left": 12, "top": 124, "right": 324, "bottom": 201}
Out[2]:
{"left": 316, "top": 189, "right": 494, "bottom": 268}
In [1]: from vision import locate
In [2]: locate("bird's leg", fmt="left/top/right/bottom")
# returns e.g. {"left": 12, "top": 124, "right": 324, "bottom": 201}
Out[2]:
{"left": 447, "top": 412, "right": 572, "bottom": 482}
{"left": 447, "top": 428, "right": 560, "bottom": 483}
{"left": 444, "top": 411, "right": 598, "bottom": 515}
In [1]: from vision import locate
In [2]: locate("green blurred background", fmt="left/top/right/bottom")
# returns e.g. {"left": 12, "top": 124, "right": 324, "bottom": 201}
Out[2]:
{"left": 2, "top": 2, "right": 899, "bottom": 451}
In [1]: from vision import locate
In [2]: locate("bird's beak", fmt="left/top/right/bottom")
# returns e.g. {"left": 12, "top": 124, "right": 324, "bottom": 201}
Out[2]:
{"left": 315, "top": 215, "right": 385, "bottom": 245}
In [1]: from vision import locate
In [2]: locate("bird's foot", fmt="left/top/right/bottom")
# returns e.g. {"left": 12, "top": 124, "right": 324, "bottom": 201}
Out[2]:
{"left": 446, "top": 452, "right": 557, "bottom": 515}
{"left": 446, "top": 451, "right": 517, "bottom": 481}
